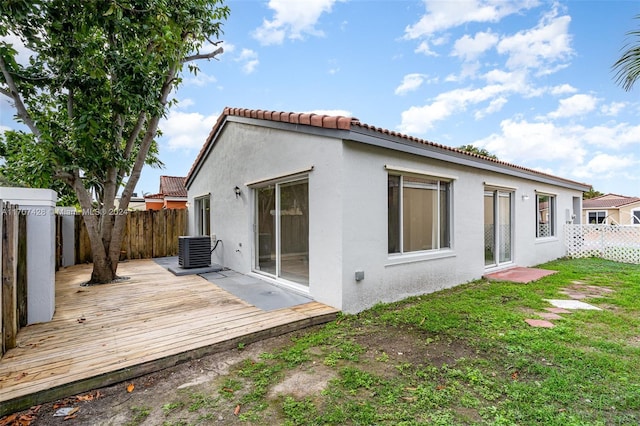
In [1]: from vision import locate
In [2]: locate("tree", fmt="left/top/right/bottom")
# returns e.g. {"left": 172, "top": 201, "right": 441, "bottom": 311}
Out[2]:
{"left": 583, "top": 186, "right": 604, "bottom": 200}
{"left": 613, "top": 15, "right": 640, "bottom": 91}
{"left": 457, "top": 144, "right": 498, "bottom": 160}
{"left": 0, "top": 0, "right": 229, "bottom": 283}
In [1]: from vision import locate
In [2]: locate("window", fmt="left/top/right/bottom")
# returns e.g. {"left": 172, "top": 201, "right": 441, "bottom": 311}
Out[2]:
{"left": 587, "top": 211, "right": 606, "bottom": 224}
{"left": 194, "top": 195, "right": 210, "bottom": 235}
{"left": 388, "top": 174, "right": 450, "bottom": 254}
{"left": 633, "top": 210, "right": 640, "bottom": 225}
{"left": 536, "top": 193, "right": 555, "bottom": 238}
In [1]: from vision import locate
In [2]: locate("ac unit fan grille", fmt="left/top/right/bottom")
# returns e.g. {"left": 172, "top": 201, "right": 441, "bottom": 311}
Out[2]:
{"left": 178, "top": 236, "right": 211, "bottom": 268}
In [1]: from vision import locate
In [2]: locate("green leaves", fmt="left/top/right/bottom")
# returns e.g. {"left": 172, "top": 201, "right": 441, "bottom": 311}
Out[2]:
{"left": 1, "top": 0, "right": 228, "bottom": 279}
{"left": 1, "top": 0, "right": 228, "bottom": 198}
{"left": 613, "top": 15, "right": 640, "bottom": 91}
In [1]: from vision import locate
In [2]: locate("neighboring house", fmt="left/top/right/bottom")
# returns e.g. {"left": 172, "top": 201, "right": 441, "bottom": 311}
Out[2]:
{"left": 144, "top": 175, "right": 188, "bottom": 210}
{"left": 185, "top": 107, "right": 590, "bottom": 313}
{"left": 582, "top": 193, "right": 640, "bottom": 225}
{"left": 114, "top": 193, "right": 146, "bottom": 211}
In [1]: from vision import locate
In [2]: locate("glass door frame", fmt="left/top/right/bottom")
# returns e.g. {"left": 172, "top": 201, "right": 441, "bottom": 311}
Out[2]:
{"left": 253, "top": 176, "right": 310, "bottom": 289}
{"left": 484, "top": 189, "right": 514, "bottom": 269}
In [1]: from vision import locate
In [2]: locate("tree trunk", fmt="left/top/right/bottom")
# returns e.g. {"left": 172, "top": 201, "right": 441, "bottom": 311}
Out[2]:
{"left": 90, "top": 249, "right": 116, "bottom": 283}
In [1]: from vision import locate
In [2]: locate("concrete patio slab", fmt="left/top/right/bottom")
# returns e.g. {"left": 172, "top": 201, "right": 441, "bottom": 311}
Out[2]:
{"left": 154, "top": 256, "right": 224, "bottom": 276}
{"left": 544, "top": 299, "right": 602, "bottom": 310}
{"left": 484, "top": 267, "right": 557, "bottom": 283}
{"left": 200, "top": 272, "right": 313, "bottom": 312}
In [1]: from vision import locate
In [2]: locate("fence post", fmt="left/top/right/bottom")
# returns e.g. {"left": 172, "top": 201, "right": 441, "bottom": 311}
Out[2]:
{"left": 2, "top": 202, "right": 19, "bottom": 353}
{"left": 0, "top": 199, "right": 3, "bottom": 357}
{"left": 17, "top": 214, "right": 28, "bottom": 328}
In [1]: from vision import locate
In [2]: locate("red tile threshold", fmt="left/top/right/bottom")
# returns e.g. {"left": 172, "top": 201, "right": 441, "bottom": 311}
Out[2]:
{"left": 483, "top": 267, "right": 557, "bottom": 284}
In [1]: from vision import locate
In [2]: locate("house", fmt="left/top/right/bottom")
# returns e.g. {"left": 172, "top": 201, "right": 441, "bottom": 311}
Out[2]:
{"left": 114, "top": 192, "right": 146, "bottom": 211}
{"left": 185, "top": 107, "right": 590, "bottom": 313}
{"left": 582, "top": 193, "right": 640, "bottom": 225}
{"left": 144, "top": 175, "right": 187, "bottom": 210}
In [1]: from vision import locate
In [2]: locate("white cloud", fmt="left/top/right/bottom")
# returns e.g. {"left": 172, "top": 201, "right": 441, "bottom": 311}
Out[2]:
{"left": 415, "top": 41, "right": 438, "bottom": 56}
{"left": 404, "top": 0, "right": 539, "bottom": 40}
{"left": 572, "top": 153, "right": 638, "bottom": 179}
{"left": 475, "top": 96, "right": 507, "bottom": 119}
{"left": 473, "top": 118, "right": 586, "bottom": 165}
{"left": 235, "top": 49, "right": 259, "bottom": 74}
{"left": 395, "top": 73, "right": 429, "bottom": 95}
{"left": 398, "top": 84, "right": 512, "bottom": 133}
{"left": 253, "top": 0, "right": 341, "bottom": 46}
{"left": 220, "top": 41, "right": 236, "bottom": 54}
{"left": 470, "top": 118, "right": 640, "bottom": 183}
{"left": 175, "top": 98, "right": 195, "bottom": 109}
{"left": 399, "top": 103, "right": 453, "bottom": 134}
{"left": 550, "top": 84, "right": 577, "bottom": 95}
{"left": 496, "top": 8, "right": 573, "bottom": 73}
{"left": 160, "top": 110, "right": 219, "bottom": 151}
{"left": 600, "top": 101, "right": 626, "bottom": 117}
{"left": 184, "top": 71, "right": 218, "bottom": 87}
{"left": 306, "top": 109, "right": 352, "bottom": 117}
{"left": 547, "top": 94, "right": 598, "bottom": 119}
{"left": 452, "top": 30, "right": 499, "bottom": 61}
{"left": 580, "top": 123, "right": 640, "bottom": 148}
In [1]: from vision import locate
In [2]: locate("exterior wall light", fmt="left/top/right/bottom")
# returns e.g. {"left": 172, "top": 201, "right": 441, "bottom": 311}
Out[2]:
{"left": 522, "top": 194, "right": 530, "bottom": 201}
{"left": 234, "top": 186, "right": 242, "bottom": 198}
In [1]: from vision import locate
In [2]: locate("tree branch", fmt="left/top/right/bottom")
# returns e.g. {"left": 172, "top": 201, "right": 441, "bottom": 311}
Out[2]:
{"left": 0, "top": 55, "right": 42, "bottom": 138}
{"left": 110, "top": 61, "right": 180, "bottom": 264}
{"left": 181, "top": 46, "right": 223, "bottom": 63}
{"left": 0, "top": 86, "right": 11, "bottom": 97}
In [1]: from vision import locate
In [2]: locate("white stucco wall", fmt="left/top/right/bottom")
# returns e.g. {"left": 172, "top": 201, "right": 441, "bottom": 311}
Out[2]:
{"left": 187, "top": 122, "right": 345, "bottom": 309}
{"left": 338, "top": 141, "right": 582, "bottom": 313}
{"left": 0, "top": 187, "right": 57, "bottom": 323}
{"left": 188, "top": 121, "right": 584, "bottom": 314}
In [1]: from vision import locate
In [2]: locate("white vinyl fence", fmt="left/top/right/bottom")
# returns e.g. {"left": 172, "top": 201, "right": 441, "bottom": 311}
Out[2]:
{"left": 565, "top": 224, "right": 640, "bottom": 264}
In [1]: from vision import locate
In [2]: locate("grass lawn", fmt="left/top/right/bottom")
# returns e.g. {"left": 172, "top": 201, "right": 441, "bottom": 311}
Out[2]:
{"left": 154, "top": 258, "right": 640, "bottom": 425}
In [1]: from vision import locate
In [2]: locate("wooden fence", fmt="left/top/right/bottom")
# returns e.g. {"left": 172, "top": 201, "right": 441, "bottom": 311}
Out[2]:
{"left": 1, "top": 202, "right": 28, "bottom": 357}
{"left": 64, "top": 209, "right": 188, "bottom": 265}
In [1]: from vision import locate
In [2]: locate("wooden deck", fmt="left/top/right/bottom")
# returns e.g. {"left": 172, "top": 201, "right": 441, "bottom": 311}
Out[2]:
{"left": 0, "top": 260, "right": 338, "bottom": 415}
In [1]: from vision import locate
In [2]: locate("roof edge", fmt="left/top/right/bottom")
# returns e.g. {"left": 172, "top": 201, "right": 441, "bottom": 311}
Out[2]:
{"left": 185, "top": 107, "right": 592, "bottom": 192}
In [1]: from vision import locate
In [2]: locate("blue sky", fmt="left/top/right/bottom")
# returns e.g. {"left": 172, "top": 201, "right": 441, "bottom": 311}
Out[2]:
{"left": 2, "top": 0, "right": 640, "bottom": 197}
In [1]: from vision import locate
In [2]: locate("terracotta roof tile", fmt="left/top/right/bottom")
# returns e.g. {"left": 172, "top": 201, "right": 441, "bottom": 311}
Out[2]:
{"left": 583, "top": 193, "right": 640, "bottom": 209}
{"left": 144, "top": 193, "right": 164, "bottom": 199}
{"left": 186, "top": 107, "right": 590, "bottom": 190}
{"left": 159, "top": 175, "right": 187, "bottom": 197}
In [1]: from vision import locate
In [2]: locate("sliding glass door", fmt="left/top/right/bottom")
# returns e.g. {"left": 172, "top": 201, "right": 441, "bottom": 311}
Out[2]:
{"left": 255, "top": 178, "right": 309, "bottom": 286}
{"left": 484, "top": 190, "right": 513, "bottom": 267}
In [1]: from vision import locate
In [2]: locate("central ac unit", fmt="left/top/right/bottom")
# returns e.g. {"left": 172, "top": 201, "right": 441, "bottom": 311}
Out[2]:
{"left": 178, "top": 236, "right": 211, "bottom": 268}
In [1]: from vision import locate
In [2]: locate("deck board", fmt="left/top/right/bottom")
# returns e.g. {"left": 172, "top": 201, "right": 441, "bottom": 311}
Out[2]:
{"left": 0, "top": 260, "right": 338, "bottom": 415}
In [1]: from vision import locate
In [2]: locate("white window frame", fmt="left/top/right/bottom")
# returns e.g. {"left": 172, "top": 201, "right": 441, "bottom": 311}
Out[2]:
{"left": 194, "top": 194, "right": 210, "bottom": 236}
{"left": 536, "top": 193, "right": 556, "bottom": 238}
{"left": 387, "top": 172, "right": 452, "bottom": 256}
{"left": 252, "top": 176, "right": 310, "bottom": 289}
